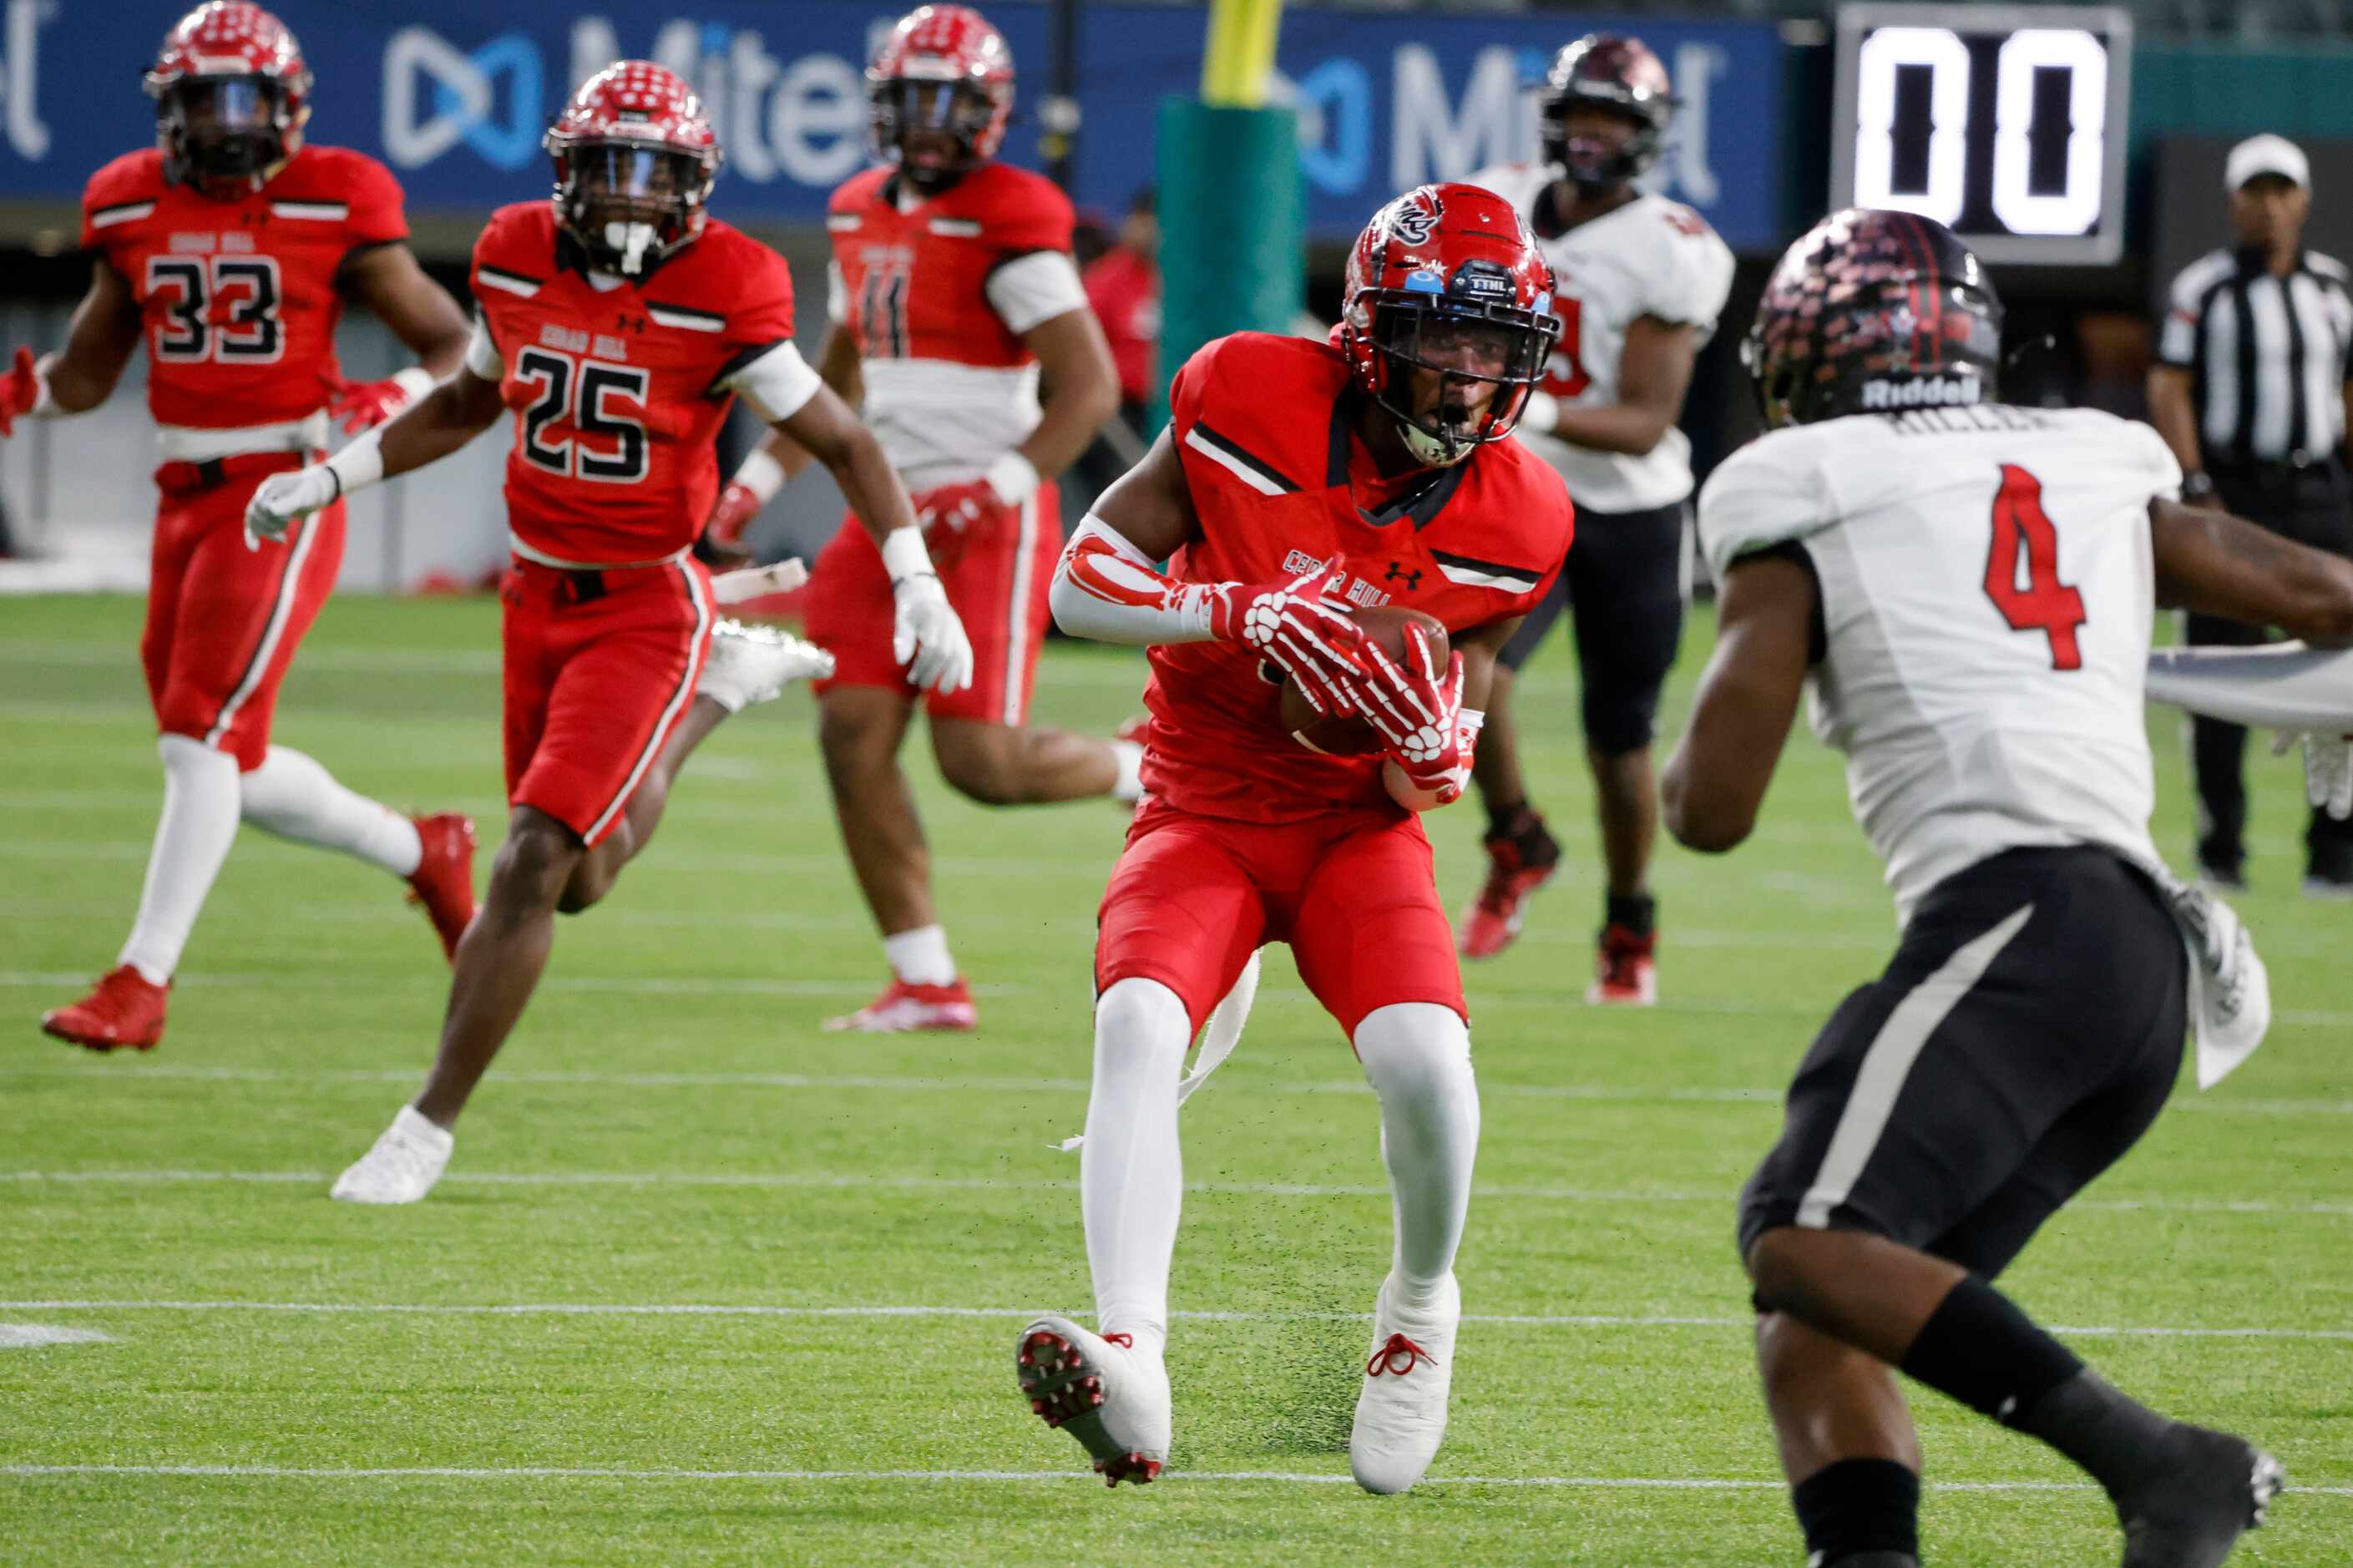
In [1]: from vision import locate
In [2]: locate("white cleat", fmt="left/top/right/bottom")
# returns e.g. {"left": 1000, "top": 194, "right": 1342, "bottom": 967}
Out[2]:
{"left": 330, "top": 1105, "right": 453, "bottom": 1204}
{"left": 696, "top": 618, "right": 834, "bottom": 714}
{"left": 1015, "top": 1315, "right": 1171, "bottom": 1487}
{"left": 1349, "top": 1272, "right": 1460, "bottom": 1495}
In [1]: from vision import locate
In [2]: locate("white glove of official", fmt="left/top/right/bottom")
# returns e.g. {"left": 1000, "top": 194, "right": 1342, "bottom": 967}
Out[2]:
{"left": 244, "top": 464, "right": 339, "bottom": 549}
{"left": 892, "top": 569, "right": 974, "bottom": 693}
{"left": 2275, "top": 729, "right": 2353, "bottom": 819}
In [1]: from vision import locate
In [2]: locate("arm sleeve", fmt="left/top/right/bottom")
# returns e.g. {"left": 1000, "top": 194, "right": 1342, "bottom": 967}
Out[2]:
{"left": 463, "top": 312, "right": 503, "bottom": 380}
{"left": 2147, "top": 644, "right": 2353, "bottom": 729}
{"left": 1050, "top": 516, "right": 1222, "bottom": 645}
{"left": 342, "top": 156, "right": 411, "bottom": 248}
{"left": 984, "top": 250, "right": 1089, "bottom": 335}
{"left": 718, "top": 341, "right": 822, "bottom": 424}
{"left": 1698, "top": 432, "right": 1838, "bottom": 582}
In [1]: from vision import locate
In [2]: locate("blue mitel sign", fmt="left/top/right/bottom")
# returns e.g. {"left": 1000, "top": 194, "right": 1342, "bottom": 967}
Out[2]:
{"left": 0, "top": 1, "right": 1787, "bottom": 250}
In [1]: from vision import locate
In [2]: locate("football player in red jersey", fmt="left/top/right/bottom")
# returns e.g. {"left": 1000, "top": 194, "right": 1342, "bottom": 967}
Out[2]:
{"left": 6, "top": 3, "right": 477, "bottom": 1054}
{"left": 704, "top": 5, "right": 1133, "bottom": 1033}
{"left": 1015, "top": 186, "right": 1575, "bottom": 1494}
{"left": 245, "top": 63, "right": 970, "bottom": 1203}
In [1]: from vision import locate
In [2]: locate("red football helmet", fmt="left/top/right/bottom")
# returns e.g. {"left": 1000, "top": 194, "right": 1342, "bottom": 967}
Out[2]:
{"left": 143, "top": 3, "right": 311, "bottom": 193}
{"left": 1339, "top": 184, "right": 1561, "bottom": 468}
{"left": 868, "top": 5, "right": 1015, "bottom": 191}
{"left": 1539, "top": 34, "right": 1675, "bottom": 190}
{"left": 544, "top": 61, "right": 721, "bottom": 277}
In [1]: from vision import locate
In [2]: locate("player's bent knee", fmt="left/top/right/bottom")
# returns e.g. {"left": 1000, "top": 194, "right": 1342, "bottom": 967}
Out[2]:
{"left": 935, "top": 739, "right": 1026, "bottom": 806}
{"left": 490, "top": 812, "right": 582, "bottom": 912}
{"left": 1093, "top": 977, "right": 1192, "bottom": 1060}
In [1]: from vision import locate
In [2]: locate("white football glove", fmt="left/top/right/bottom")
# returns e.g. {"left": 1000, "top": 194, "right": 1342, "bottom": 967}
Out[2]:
{"left": 892, "top": 570, "right": 974, "bottom": 693}
{"left": 2275, "top": 728, "right": 2353, "bottom": 819}
{"left": 244, "top": 464, "right": 339, "bottom": 549}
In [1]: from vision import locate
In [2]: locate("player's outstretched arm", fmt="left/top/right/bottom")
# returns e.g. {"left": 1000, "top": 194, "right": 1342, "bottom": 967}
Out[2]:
{"left": 242, "top": 367, "right": 505, "bottom": 547}
{"left": 706, "top": 329, "right": 860, "bottom": 557}
{"left": 1662, "top": 548, "right": 1817, "bottom": 852}
{"left": 0, "top": 260, "right": 141, "bottom": 435}
{"left": 326, "top": 244, "right": 473, "bottom": 433}
{"left": 2151, "top": 497, "right": 2353, "bottom": 647}
{"left": 1523, "top": 316, "right": 1698, "bottom": 456}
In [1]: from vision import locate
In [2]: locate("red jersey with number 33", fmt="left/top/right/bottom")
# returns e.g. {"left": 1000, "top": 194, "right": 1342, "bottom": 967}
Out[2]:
{"left": 79, "top": 144, "right": 407, "bottom": 429}
{"left": 1146, "top": 332, "right": 1576, "bottom": 823}
{"left": 468, "top": 203, "right": 797, "bottom": 564}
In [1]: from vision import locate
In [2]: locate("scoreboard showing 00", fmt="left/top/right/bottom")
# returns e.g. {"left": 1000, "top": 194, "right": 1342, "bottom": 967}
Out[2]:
{"left": 1830, "top": 5, "right": 2133, "bottom": 265}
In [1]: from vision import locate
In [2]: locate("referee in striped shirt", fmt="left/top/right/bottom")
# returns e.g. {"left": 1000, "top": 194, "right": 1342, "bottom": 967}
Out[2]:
{"left": 2149, "top": 133, "right": 2353, "bottom": 896}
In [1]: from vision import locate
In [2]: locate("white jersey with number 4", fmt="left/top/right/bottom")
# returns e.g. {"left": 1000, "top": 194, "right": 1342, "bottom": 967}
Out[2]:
{"left": 1698, "top": 405, "right": 2183, "bottom": 923}
{"left": 1468, "top": 166, "right": 1735, "bottom": 513}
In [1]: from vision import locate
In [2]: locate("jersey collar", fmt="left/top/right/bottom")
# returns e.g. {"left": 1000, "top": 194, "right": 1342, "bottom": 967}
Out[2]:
{"left": 1325, "top": 390, "right": 1470, "bottom": 532}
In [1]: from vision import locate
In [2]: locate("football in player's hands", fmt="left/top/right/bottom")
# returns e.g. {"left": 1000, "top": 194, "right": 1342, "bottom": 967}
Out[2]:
{"left": 1278, "top": 606, "right": 1450, "bottom": 755}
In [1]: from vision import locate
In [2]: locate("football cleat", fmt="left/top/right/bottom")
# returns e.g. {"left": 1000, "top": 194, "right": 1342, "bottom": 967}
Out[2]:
{"left": 823, "top": 977, "right": 976, "bottom": 1033}
{"left": 1349, "top": 1272, "right": 1460, "bottom": 1495}
{"left": 406, "top": 813, "right": 478, "bottom": 964}
{"left": 1457, "top": 820, "right": 1560, "bottom": 959}
{"left": 696, "top": 618, "right": 835, "bottom": 714}
{"left": 1015, "top": 1315, "right": 1171, "bottom": 1487}
{"left": 2116, "top": 1424, "right": 2285, "bottom": 1568}
{"left": 331, "top": 1105, "right": 454, "bottom": 1204}
{"left": 1586, "top": 922, "right": 1657, "bottom": 1005}
{"left": 40, "top": 966, "right": 170, "bottom": 1053}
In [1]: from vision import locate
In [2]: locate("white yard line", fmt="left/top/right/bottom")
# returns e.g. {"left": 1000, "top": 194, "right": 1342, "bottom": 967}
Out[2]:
{"left": 2, "top": 1298, "right": 2346, "bottom": 1343}
{"left": 4, "top": 1167, "right": 2347, "bottom": 1219}
{"left": 0, "top": 1460, "right": 2345, "bottom": 1496}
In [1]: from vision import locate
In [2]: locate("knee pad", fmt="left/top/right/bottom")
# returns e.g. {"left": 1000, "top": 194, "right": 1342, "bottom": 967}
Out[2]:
{"left": 1354, "top": 1002, "right": 1474, "bottom": 1095}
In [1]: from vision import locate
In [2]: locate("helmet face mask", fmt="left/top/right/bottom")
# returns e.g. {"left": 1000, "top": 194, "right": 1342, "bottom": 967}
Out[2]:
{"left": 1340, "top": 186, "right": 1561, "bottom": 469}
{"left": 1745, "top": 208, "right": 2004, "bottom": 429}
{"left": 157, "top": 75, "right": 292, "bottom": 189}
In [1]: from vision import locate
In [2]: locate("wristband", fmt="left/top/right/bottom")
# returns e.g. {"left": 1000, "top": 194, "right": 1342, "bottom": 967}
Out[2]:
{"left": 881, "top": 525, "right": 935, "bottom": 584}
{"left": 1518, "top": 389, "right": 1560, "bottom": 438}
{"left": 324, "top": 429, "right": 386, "bottom": 497}
{"left": 984, "top": 451, "right": 1040, "bottom": 506}
{"left": 391, "top": 366, "right": 438, "bottom": 403}
{"left": 734, "top": 448, "right": 787, "bottom": 505}
{"left": 27, "top": 356, "right": 58, "bottom": 419}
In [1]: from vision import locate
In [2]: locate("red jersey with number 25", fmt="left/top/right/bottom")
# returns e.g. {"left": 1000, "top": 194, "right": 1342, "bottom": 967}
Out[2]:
{"left": 79, "top": 144, "right": 407, "bottom": 429}
{"left": 1146, "top": 332, "right": 1575, "bottom": 824}
{"left": 469, "top": 202, "right": 797, "bottom": 564}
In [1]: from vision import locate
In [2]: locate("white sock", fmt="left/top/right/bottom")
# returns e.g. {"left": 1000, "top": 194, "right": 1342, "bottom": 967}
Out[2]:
{"left": 1083, "top": 977, "right": 1192, "bottom": 1358}
{"left": 117, "top": 735, "right": 244, "bottom": 986}
{"left": 883, "top": 923, "right": 957, "bottom": 986}
{"left": 240, "top": 746, "right": 423, "bottom": 876}
{"left": 1354, "top": 1003, "right": 1480, "bottom": 1318}
{"left": 1110, "top": 739, "right": 1146, "bottom": 805}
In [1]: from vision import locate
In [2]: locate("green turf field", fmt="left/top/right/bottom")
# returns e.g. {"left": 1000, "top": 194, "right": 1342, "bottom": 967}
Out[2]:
{"left": 2, "top": 593, "right": 2346, "bottom": 1565}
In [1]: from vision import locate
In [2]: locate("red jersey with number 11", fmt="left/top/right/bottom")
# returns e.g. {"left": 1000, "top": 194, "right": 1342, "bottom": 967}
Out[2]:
{"left": 468, "top": 203, "right": 798, "bottom": 564}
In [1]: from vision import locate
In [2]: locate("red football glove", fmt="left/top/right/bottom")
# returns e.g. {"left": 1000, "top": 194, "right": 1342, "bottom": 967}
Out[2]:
{"left": 321, "top": 369, "right": 430, "bottom": 435}
{"left": 0, "top": 347, "right": 43, "bottom": 438}
{"left": 705, "top": 479, "right": 764, "bottom": 564}
{"left": 1343, "top": 624, "right": 1467, "bottom": 803}
{"left": 913, "top": 480, "right": 1013, "bottom": 561}
{"left": 1207, "top": 561, "right": 1369, "bottom": 721}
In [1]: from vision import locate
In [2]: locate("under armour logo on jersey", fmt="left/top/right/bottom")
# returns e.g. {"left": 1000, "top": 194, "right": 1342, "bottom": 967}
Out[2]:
{"left": 1384, "top": 562, "right": 1423, "bottom": 591}
{"left": 615, "top": 313, "right": 648, "bottom": 334}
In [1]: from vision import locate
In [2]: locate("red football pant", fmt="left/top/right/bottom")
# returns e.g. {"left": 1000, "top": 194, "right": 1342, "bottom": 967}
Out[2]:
{"left": 804, "top": 482, "right": 1060, "bottom": 725}
{"left": 141, "top": 459, "right": 345, "bottom": 771}
{"left": 1095, "top": 800, "right": 1469, "bottom": 1040}
{"left": 501, "top": 555, "right": 714, "bottom": 847}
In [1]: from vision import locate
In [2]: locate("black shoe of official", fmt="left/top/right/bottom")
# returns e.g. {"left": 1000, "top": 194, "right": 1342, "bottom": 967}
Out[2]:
{"left": 2114, "top": 1424, "right": 2285, "bottom": 1568}
{"left": 2302, "top": 841, "right": 2353, "bottom": 900}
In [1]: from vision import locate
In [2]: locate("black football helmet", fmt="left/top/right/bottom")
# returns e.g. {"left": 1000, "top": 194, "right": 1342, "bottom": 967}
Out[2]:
{"left": 1537, "top": 34, "right": 1674, "bottom": 190}
{"left": 1743, "top": 208, "right": 2004, "bottom": 429}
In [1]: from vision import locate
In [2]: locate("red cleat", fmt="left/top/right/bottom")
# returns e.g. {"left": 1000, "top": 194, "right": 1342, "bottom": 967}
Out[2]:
{"left": 41, "top": 965, "right": 170, "bottom": 1052}
{"left": 823, "top": 977, "right": 978, "bottom": 1033}
{"left": 1456, "top": 815, "right": 1561, "bottom": 960}
{"left": 406, "top": 813, "right": 478, "bottom": 964}
{"left": 1586, "top": 923, "right": 1657, "bottom": 1006}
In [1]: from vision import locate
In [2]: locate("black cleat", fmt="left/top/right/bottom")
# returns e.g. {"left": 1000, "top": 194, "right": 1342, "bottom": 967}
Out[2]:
{"left": 2116, "top": 1424, "right": 2285, "bottom": 1568}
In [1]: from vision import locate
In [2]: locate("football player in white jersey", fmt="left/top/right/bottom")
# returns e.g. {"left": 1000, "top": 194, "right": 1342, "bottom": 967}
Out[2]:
{"left": 1665, "top": 209, "right": 2353, "bottom": 1567}
{"left": 1460, "top": 35, "right": 1734, "bottom": 1001}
